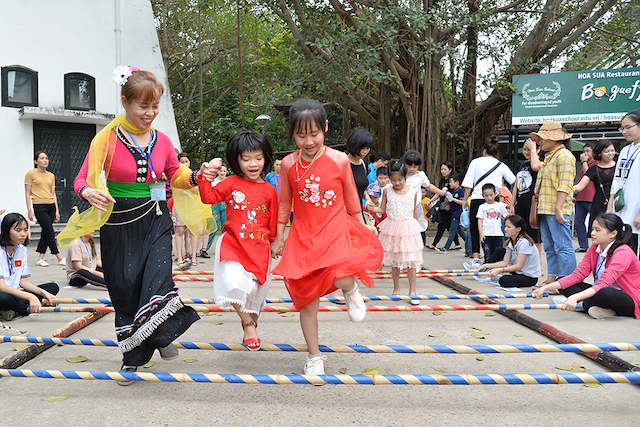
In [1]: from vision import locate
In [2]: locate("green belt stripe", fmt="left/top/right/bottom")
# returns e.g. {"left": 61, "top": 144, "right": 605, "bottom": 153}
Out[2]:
{"left": 106, "top": 181, "right": 151, "bottom": 198}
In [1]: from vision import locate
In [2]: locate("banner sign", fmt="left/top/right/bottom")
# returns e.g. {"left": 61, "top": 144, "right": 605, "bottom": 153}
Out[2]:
{"left": 512, "top": 67, "right": 640, "bottom": 125}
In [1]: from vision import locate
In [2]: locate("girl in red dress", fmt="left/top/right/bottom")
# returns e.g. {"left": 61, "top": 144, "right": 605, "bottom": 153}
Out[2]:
{"left": 271, "top": 99, "right": 383, "bottom": 376}
{"left": 198, "top": 131, "right": 277, "bottom": 351}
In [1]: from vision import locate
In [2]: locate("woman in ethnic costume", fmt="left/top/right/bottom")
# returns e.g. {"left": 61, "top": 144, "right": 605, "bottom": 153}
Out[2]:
{"left": 58, "top": 67, "right": 210, "bottom": 385}
{"left": 271, "top": 99, "right": 383, "bottom": 376}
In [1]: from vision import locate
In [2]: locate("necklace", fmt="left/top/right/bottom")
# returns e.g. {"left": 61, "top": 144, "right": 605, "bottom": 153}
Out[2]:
{"left": 295, "top": 146, "right": 325, "bottom": 182}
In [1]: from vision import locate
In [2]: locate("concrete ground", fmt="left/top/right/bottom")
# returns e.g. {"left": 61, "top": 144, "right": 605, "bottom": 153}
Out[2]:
{"left": 1, "top": 233, "right": 639, "bottom": 426}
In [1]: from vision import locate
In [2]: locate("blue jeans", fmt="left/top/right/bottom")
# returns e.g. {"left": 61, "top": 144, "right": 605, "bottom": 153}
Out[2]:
{"left": 443, "top": 216, "right": 467, "bottom": 250}
{"left": 574, "top": 201, "right": 592, "bottom": 249}
{"left": 482, "top": 236, "right": 503, "bottom": 260}
{"left": 539, "top": 214, "right": 577, "bottom": 277}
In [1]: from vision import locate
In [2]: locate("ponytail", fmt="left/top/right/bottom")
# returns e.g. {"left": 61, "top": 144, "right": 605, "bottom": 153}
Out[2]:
{"left": 593, "top": 213, "right": 632, "bottom": 255}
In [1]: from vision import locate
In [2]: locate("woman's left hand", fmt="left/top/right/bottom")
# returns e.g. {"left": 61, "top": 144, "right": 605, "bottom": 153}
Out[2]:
{"left": 42, "top": 291, "right": 58, "bottom": 305}
{"left": 561, "top": 295, "right": 579, "bottom": 312}
{"left": 488, "top": 268, "right": 501, "bottom": 277}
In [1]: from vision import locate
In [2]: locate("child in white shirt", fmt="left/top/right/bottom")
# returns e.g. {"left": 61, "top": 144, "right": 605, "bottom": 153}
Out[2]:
{"left": 477, "top": 183, "right": 509, "bottom": 260}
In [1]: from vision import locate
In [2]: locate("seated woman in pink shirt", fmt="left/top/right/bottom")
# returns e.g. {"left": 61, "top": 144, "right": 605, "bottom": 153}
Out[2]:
{"left": 533, "top": 213, "right": 640, "bottom": 319}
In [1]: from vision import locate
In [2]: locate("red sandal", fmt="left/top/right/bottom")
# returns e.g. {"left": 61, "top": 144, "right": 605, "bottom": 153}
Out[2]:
{"left": 241, "top": 320, "right": 261, "bottom": 351}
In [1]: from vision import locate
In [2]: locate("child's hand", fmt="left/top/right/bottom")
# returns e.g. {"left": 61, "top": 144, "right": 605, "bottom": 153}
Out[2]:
{"left": 271, "top": 238, "right": 285, "bottom": 259}
{"left": 365, "top": 202, "right": 375, "bottom": 211}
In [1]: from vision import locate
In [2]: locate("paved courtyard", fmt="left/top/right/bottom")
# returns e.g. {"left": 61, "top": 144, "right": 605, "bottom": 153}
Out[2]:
{"left": 1, "top": 234, "right": 639, "bottom": 426}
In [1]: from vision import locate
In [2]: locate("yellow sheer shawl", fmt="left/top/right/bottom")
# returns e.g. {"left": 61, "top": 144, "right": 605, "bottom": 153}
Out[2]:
{"left": 57, "top": 114, "right": 214, "bottom": 247}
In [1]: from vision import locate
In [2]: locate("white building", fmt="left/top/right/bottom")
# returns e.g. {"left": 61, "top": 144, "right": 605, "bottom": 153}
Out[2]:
{"left": 0, "top": 0, "right": 179, "bottom": 221}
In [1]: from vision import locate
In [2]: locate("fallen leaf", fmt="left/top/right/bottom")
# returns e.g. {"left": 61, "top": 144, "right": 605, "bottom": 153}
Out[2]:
{"left": 143, "top": 361, "right": 155, "bottom": 368}
{"left": 386, "top": 369, "right": 397, "bottom": 375}
{"left": 324, "top": 368, "right": 331, "bottom": 374}
{"left": 469, "top": 326, "right": 481, "bottom": 330}
{"left": 556, "top": 363, "right": 585, "bottom": 372}
{"left": 476, "top": 356, "right": 485, "bottom": 361}
{"left": 429, "top": 332, "right": 445, "bottom": 337}
{"left": 513, "top": 334, "right": 523, "bottom": 337}
{"left": 474, "top": 331, "right": 490, "bottom": 335}
{"left": 630, "top": 358, "right": 638, "bottom": 365}
{"left": 66, "top": 356, "right": 89, "bottom": 363}
{"left": 361, "top": 367, "right": 385, "bottom": 375}
{"left": 484, "top": 312, "right": 496, "bottom": 317}
{"left": 584, "top": 383, "right": 601, "bottom": 388}
{"left": 211, "top": 322, "right": 223, "bottom": 325}
{"left": 471, "top": 333, "right": 486, "bottom": 339}
{"left": 432, "top": 367, "right": 447, "bottom": 373}
{"left": 281, "top": 313, "right": 296, "bottom": 317}
{"left": 184, "top": 358, "right": 198, "bottom": 363}
{"left": 43, "top": 397, "right": 67, "bottom": 402}
{"left": 338, "top": 368, "right": 347, "bottom": 374}
{"left": 555, "top": 365, "right": 573, "bottom": 371}
{"left": 432, "top": 311, "right": 443, "bottom": 316}
{"left": 212, "top": 312, "right": 222, "bottom": 316}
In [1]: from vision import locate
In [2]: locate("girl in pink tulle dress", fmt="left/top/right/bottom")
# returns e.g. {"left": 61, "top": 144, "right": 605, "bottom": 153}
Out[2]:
{"left": 366, "top": 160, "right": 423, "bottom": 303}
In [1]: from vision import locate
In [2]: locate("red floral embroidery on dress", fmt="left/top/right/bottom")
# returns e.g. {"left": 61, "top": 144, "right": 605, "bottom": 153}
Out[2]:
{"left": 229, "top": 190, "right": 249, "bottom": 210}
{"left": 237, "top": 197, "right": 269, "bottom": 242}
{"left": 298, "top": 174, "right": 337, "bottom": 208}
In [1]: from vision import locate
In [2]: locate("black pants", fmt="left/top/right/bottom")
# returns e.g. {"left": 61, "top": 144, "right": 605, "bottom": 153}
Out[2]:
{"left": 560, "top": 282, "right": 636, "bottom": 318}
{"left": 34, "top": 203, "right": 59, "bottom": 255}
{"left": 469, "top": 199, "right": 485, "bottom": 254}
{"left": 432, "top": 211, "right": 459, "bottom": 247}
{"left": 0, "top": 282, "right": 59, "bottom": 316}
{"left": 69, "top": 267, "right": 106, "bottom": 288}
{"left": 485, "top": 248, "right": 538, "bottom": 288}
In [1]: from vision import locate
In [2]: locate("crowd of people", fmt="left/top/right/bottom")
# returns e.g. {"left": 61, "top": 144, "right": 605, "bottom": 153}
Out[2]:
{"left": 2, "top": 65, "right": 640, "bottom": 380}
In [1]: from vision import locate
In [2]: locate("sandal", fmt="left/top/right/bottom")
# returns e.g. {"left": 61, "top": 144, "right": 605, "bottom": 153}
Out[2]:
{"left": 241, "top": 320, "right": 261, "bottom": 351}
{"left": 451, "top": 245, "right": 462, "bottom": 250}
{"left": 426, "top": 245, "right": 436, "bottom": 250}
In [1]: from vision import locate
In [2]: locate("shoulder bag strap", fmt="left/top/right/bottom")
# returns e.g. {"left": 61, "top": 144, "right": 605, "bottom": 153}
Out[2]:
{"left": 473, "top": 160, "right": 502, "bottom": 189}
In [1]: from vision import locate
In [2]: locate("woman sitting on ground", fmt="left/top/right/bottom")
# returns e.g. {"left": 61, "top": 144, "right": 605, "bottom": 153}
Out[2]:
{"left": 533, "top": 213, "right": 640, "bottom": 319}
{"left": 0, "top": 213, "right": 59, "bottom": 321}
{"left": 65, "top": 230, "right": 106, "bottom": 289}
{"left": 477, "top": 214, "right": 541, "bottom": 288}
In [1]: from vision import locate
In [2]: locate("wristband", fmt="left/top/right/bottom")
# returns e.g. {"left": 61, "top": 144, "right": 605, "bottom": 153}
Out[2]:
{"left": 78, "top": 185, "right": 90, "bottom": 201}
{"left": 189, "top": 170, "right": 198, "bottom": 187}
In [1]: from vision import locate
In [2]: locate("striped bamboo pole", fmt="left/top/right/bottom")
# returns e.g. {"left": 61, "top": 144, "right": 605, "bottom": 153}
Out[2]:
{"left": 2, "top": 368, "right": 639, "bottom": 385}
{"left": 4, "top": 336, "right": 639, "bottom": 355}
{"left": 172, "top": 269, "right": 476, "bottom": 276}
{"left": 173, "top": 272, "right": 491, "bottom": 282}
{"left": 35, "top": 303, "right": 580, "bottom": 314}
{"left": 44, "top": 293, "right": 549, "bottom": 306}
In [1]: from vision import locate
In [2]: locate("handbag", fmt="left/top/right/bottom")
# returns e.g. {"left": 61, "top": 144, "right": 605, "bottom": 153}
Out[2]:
{"left": 614, "top": 188, "right": 625, "bottom": 212}
{"left": 529, "top": 179, "right": 542, "bottom": 229}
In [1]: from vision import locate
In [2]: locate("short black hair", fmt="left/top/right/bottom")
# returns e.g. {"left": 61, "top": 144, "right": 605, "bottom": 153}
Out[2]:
{"left": 225, "top": 131, "right": 273, "bottom": 178}
{"left": 283, "top": 98, "right": 327, "bottom": 143}
{"left": 448, "top": 173, "right": 462, "bottom": 184}
{"left": 346, "top": 127, "right": 374, "bottom": 156}
{"left": 482, "top": 183, "right": 496, "bottom": 193}
{"left": 1, "top": 213, "right": 29, "bottom": 247}
{"left": 376, "top": 152, "right": 391, "bottom": 162}
{"left": 402, "top": 149, "right": 421, "bottom": 166}
{"left": 376, "top": 167, "right": 388, "bottom": 176}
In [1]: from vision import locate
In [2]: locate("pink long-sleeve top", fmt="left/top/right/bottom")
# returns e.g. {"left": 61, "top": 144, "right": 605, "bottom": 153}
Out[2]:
{"left": 558, "top": 244, "right": 640, "bottom": 319}
{"left": 74, "top": 129, "right": 181, "bottom": 195}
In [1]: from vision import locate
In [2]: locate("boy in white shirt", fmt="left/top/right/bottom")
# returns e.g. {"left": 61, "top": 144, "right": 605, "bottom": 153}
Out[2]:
{"left": 477, "top": 183, "right": 509, "bottom": 260}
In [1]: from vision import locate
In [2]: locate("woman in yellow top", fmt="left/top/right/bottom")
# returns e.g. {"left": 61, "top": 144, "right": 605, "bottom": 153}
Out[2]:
{"left": 24, "top": 151, "right": 65, "bottom": 267}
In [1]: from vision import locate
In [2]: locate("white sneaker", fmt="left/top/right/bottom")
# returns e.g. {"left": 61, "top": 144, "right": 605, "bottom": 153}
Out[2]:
{"left": 588, "top": 306, "right": 616, "bottom": 319}
{"left": 343, "top": 283, "right": 366, "bottom": 322}
{"left": 35, "top": 259, "right": 49, "bottom": 267}
{"left": 1, "top": 323, "right": 30, "bottom": 337}
{"left": 552, "top": 295, "right": 567, "bottom": 305}
{"left": 463, "top": 260, "right": 481, "bottom": 271}
{"left": 58, "top": 257, "right": 66, "bottom": 265}
{"left": 473, "top": 275, "right": 498, "bottom": 284}
{"left": 304, "top": 354, "right": 327, "bottom": 375}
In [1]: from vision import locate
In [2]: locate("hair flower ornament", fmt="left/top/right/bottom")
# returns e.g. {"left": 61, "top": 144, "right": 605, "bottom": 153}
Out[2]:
{"left": 113, "top": 65, "right": 140, "bottom": 86}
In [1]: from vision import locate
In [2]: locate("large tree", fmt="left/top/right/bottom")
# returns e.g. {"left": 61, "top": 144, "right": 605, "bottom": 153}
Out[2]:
{"left": 269, "top": 0, "right": 625, "bottom": 178}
